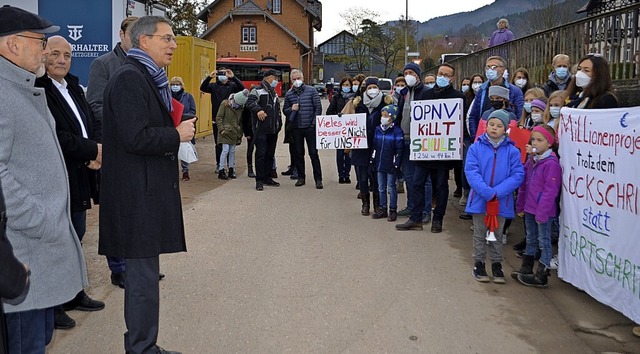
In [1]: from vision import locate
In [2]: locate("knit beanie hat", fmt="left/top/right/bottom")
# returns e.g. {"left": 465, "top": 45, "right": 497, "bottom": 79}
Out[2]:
{"left": 233, "top": 89, "right": 249, "bottom": 106}
{"left": 488, "top": 85, "right": 510, "bottom": 100}
{"left": 488, "top": 109, "right": 511, "bottom": 130}
{"left": 531, "top": 99, "right": 547, "bottom": 112}
{"left": 364, "top": 77, "right": 379, "bottom": 88}
{"left": 403, "top": 62, "right": 422, "bottom": 77}
{"left": 382, "top": 104, "right": 399, "bottom": 122}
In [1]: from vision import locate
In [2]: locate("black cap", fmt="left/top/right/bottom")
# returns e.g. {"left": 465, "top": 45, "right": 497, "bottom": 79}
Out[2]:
{"left": 262, "top": 69, "right": 280, "bottom": 78}
{"left": 0, "top": 5, "right": 59, "bottom": 37}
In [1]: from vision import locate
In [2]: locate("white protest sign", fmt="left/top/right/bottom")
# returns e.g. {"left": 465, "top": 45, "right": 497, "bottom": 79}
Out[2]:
{"left": 409, "top": 98, "right": 463, "bottom": 161}
{"left": 316, "top": 113, "right": 368, "bottom": 149}
{"left": 558, "top": 106, "right": 640, "bottom": 323}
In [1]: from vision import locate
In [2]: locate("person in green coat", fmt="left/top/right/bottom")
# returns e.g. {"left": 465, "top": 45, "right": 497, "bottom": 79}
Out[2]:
{"left": 217, "top": 89, "right": 249, "bottom": 179}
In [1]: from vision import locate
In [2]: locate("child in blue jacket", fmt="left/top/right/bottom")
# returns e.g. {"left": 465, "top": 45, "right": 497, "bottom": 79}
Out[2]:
{"left": 371, "top": 104, "right": 403, "bottom": 221}
{"left": 465, "top": 109, "right": 525, "bottom": 283}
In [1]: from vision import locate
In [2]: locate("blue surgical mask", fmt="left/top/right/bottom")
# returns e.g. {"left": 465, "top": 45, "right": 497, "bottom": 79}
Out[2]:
{"left": 485, "top": 69, "right": 499, "bottom": 81}
{"left": 270, "top": 79, "right": 278, "bottom": 88}
{"left": 461, "top": 85, "right": 469, "bottom": 93}
{"left": 523, "top": 102, "right": 532, "bottom": 113}
{"left": 555, "top": 67, "right": 568, "bottom": 79}
{"left": 549, "top": 106, "right": 561, "bottom": 118}
{"left": 218, "top": 75, "right": 228, "bottom": 82}
{"left": 352, "top": 85, "right": 359, "bottom": 93}
{"left": 436, "top": 76, "right": 450, "bottom": 88}
{"left": 425, "top": 83, "right": 435, "bottom": 89}
{"left": 342, "top": 86, "right": 351, "bottom": 93}
{"left": 170, "top": 85, "right": 181, "bottom": 92}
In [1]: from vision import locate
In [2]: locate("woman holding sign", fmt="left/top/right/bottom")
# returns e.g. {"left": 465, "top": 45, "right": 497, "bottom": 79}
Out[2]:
{"left": 326, "top": 77, "right": 355, "bottom": 184}
{"left": 352, "top": 77, "right": 393, "bottom": 215}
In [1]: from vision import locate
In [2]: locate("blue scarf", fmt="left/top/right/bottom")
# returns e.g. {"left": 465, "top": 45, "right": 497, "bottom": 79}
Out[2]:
{"left": 127, "top": 48, "right": 172, "bottom": 112}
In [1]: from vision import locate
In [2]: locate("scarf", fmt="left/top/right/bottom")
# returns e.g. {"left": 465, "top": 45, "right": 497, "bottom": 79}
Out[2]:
{"left": 485, "top": 133, "right": 506, "bottom": 149}
{"left": 127, "top": 48, "right": 172, "bottom": 112}
{"left": 342, "top": 91, "right": 355, "bottom": 100}
{"left": 292, "top": 84, "right": 304, "bottom": 95}
{"left": 363, "top": 92, "right": 383, "bottom": 113}
{"left": 171, "top": 88, "right": 184, "bottom": 100}
{"left": 533, "top": 148, "right": 553, "bottom": 163}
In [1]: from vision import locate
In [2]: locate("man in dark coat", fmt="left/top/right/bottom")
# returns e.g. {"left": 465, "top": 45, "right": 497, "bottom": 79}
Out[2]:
{"left": 283, "top": 69, "right": 323, "bottom": 189}
{"left": 200, "top": 67, "right": 244, "bottom": 170}
{"left": 36, "top": 35, "right": 105, "bottom": 330}
{"left": 0, "top": 180, "right": 29, "bottom": 354}
{"left": 87, "top": 15, "right": 138, "bottom": 289}
{"left": 246, "top": 69, "right": 282, "bottom": 191}
{"left": 99, "top": 16, "right": 195, "bottom": 354}
{"left": 396, "top": 63, "right": 467, "bottom": 233}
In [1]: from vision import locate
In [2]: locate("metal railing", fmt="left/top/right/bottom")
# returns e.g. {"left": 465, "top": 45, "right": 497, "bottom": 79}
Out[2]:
{"left": 431, "top": 4, "right": 640, "bottom": 86}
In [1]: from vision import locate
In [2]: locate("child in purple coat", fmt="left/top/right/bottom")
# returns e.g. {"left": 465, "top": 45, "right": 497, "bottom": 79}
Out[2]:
{"left": 513, "top": 125, "right": 562, "bottom": 288}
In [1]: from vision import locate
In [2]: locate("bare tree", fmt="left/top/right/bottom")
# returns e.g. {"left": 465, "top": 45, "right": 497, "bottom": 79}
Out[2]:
{"left": 339, "top": 7, "right": 379, "bottom": 72}
{"left": 527, "top": 0, "right": 584, "bottom": 33}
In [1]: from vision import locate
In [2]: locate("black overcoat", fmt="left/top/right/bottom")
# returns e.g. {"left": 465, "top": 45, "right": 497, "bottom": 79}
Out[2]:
{"left": 35, "top": 73, "right": 101, "bottom": 212}
{"left": 98, "top": 57, "right": 186, "bottom": 258}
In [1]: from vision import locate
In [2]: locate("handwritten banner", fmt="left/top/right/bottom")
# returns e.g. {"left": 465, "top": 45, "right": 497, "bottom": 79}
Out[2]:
{"left": 409, "top": 98, "right": 463, "bottom": 161}
{"left": 315, "top": 113, "right": 368, "bottom": 149}
{"left": 558, "top": 106, "right": 640, "bottom": 323}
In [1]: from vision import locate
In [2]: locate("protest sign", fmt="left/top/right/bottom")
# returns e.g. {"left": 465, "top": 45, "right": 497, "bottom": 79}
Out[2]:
{"left": 558, "top": 106, "right": 640, "bottom": 323}
{"left": 409, "top": 98, "right": 463, "bottom": 161}
{"left": 315, "top": 113, "right": 367, "bottom": 149}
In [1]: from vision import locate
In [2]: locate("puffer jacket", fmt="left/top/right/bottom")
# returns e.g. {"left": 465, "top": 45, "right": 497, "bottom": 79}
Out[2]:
{"left": 464, "top": 134, "right": 525, "bottom": 217}
{"left": 372, "top": 124, "right": 403, "bottom": 173}
{"left": 216, "top": 100, "right": 244, "bottom": 145}
{"left": 283, "top": 84, "right": 322, "bottom": 129}
{"left": 516, "top": 153, "right": 562, "bottom": 223}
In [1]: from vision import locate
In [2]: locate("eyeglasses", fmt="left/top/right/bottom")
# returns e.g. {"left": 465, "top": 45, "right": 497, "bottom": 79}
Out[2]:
{"left": 485, "top": 65, "right": 503, "bottom": 70}
{"left": 146, "top": 34, "right": 177, "bottom": 44}
{"left": 437, "top": 73, "right": 453, "bottom": 78}
{"left": 16, "top": 34, "right": 47, "bottom": 49}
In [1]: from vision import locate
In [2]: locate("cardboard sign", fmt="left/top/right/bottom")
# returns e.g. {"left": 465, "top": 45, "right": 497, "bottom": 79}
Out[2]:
{"left": 315, "top": 113, "right": 367, "bottom": 149}
{"left": 409, "top": 98, "right": 463, "bottom": 161}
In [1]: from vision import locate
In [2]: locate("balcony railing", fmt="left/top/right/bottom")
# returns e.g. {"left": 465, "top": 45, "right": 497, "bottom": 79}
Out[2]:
{"left": 432, "top": 3, "right": 640, "bottom": 85}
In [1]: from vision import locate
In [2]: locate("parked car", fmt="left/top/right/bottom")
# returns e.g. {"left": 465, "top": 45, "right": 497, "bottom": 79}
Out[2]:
{"left": 378, "top": 78, "right": 393, "bottom": 96}
{"left": 313, "top": 83, "right": 326, "bottom": 97}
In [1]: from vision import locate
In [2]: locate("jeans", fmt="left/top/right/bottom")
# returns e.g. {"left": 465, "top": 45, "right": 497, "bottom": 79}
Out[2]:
{"left": 401, "top": 140, "right": 415, "bottom": 210}
{"left": 336, "top": 149, "right": 351, "bottom": 179}
{"left": 524, "top": 213, "right": 553, "bottom": 267}
{"left": 377, "top": 171, "right": 398, "bottom": 210}
{"left": 219, "top": 143, "right": 236, "bottom": 170}
{"left": 423, "top": 172, "right": 432, "bottom": 216}
{"left": 293, "top": 126, "right": 322, "bottom": 182}
{"left": 472, "top": 214, "right": 506, "bottom": 263}
{"left": 411, "top": 164, "right": 448, "bottom": 222}
{"left": 6, "top": 308, "right": 55, "bottom": 354}
{"left": 356, "top": 165, "right": 377, "bottom": 195}
{"left": 254, "top": 133, "right": 277, "bottom": 183}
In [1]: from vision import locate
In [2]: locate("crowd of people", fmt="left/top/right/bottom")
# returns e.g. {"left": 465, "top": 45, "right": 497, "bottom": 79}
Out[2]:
{"left": 0, "top": 5, "right": 637, "bottom": 354}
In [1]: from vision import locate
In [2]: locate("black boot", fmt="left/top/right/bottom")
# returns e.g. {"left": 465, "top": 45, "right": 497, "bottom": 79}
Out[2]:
{"left": 228, "top": 168, "right": 236, "bottom": 179}
{"left": 361, "top": 193, "right": 370, "bottom": 216}
{"left": 518, "top": 263, "right": 551, "bottom": 288}
{"left": 513, "top": 238, "right": 526, "bottom": 251}
{"left": 372, "top": 191, "right": 381, "bottom": 213}
{"left": 371, "top": 208, "right": 387, "bottom": 219}
{"left": 218, "top": 169, "right": 228, "bottom": 180}
{"left": 247, "top": 165, "right": 255, "bottom": 178}
{"left": 511, "top": 255, "right": 535, "bottom": 279}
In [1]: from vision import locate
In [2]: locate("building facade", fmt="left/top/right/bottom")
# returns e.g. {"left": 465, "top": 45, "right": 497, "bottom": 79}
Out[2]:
{"left": 198, "top": 0, "right": 321, "bottom": 82}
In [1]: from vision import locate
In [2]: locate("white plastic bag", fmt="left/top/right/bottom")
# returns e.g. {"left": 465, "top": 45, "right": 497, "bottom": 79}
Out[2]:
{"left": 178, "top": 142, "right": 198, "bottom": 163}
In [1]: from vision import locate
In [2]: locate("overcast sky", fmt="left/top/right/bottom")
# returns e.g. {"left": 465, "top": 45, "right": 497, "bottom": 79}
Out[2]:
{"left": 314, "top": 0, "right": 495, "bottom": 44}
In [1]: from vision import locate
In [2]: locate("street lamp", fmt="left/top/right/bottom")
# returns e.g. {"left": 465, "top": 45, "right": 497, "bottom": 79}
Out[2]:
{"left": 404, "top": 0, "right": 408, "bottom": 65}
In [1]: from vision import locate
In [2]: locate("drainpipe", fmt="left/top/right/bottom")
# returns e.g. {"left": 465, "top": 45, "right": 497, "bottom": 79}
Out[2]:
{"left": 300, "top": 49, "right": 312, "bottom": 83}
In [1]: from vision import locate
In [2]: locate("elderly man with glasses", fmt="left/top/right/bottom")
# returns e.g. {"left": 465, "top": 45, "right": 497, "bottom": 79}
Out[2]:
{"left": 99, "top": 16, "right": 195, "bottom": 354}
{"left": 0, "top": 6, "right": 89, "bottom": 353}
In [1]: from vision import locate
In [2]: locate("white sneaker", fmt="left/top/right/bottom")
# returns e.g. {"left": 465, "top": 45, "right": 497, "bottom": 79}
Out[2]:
{"left": 550, "top": 254, "right": 559, "bottom": 270}
{"left": 459, "top": 194, "right": 468, "bottom": 206}
{"left": 502, "top": 231, "right": 508, "bottom": 245}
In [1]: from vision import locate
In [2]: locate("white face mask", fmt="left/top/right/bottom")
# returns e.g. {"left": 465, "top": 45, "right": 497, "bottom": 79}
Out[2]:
{"left": 575, "top": 70, "right": 591, "bottom": 88}
{"left": 472, "top": 83, "right": 482, "bottom": 93}
{"left": 531, "top": 113, "right": 543, "bottom": 123}
{"left": 293, "top": 79, "right": 303, "bottom": 88}
{"left": 381, "top": 117, "right": 391, "bottom": 126}
{"left": 405, "top": 75, "right": 417, "bottom": 87}
{"left": 367, "top": 88, "right": 379, "bottom": 97}
{"left": 515, "top": 78, "right": 527, "bottom": 88}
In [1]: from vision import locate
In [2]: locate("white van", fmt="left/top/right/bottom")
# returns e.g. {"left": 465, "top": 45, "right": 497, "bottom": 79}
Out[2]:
{"left": 378, "top": 78, "right": 393, "bottom": 96}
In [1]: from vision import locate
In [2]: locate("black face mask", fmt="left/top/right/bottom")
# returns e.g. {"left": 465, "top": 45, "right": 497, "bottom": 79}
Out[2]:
{"left": 490, "top": 99, "right": 505, "bottom": 110}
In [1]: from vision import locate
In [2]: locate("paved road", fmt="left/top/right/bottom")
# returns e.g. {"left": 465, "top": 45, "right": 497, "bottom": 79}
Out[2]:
{"left": 48, "top": 99, "right": 639, "bottom": 353}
